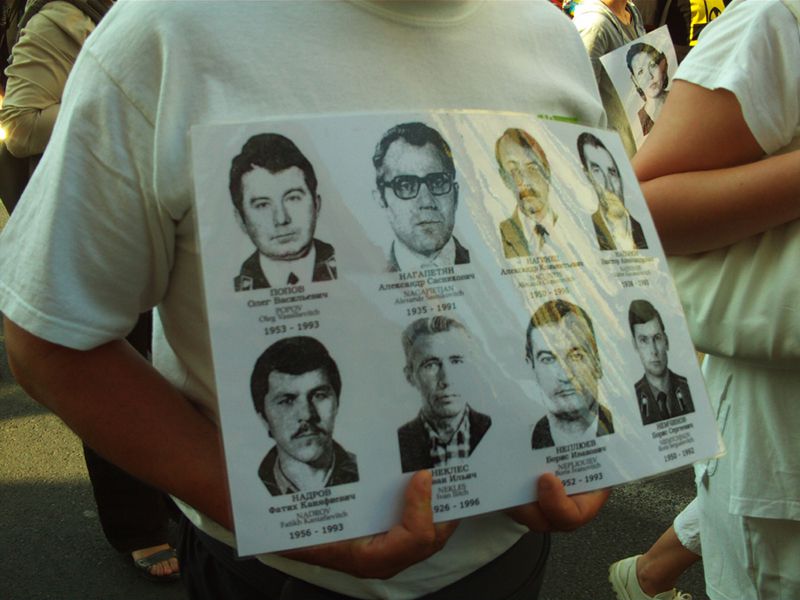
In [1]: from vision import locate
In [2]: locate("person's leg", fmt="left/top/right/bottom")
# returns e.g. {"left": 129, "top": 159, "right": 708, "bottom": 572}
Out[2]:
{"left": 635, "top": 525, "right": 700, "bottom": 596}
{"left": 176, "top": 517, "right": 286, "bottom": 600}
{"left": 742, "top": 515, "right": 800, "bottom": 599}
{"left": 695, "top": 449, "right": 753, "bottom": 600}
{"left": 83, "top": 443, "right": 177, "bottom": 576}
{"left": 610, "top": 499, "right": 700, "bottom": 599}
{"left": 672, "top": 496, "right": 701, "bottom": 555}
{"left": 632, "top": 498, "right": 701, "bottom": 596}
{"left": 83, "top": 311, "right": 178, "bottom": 579}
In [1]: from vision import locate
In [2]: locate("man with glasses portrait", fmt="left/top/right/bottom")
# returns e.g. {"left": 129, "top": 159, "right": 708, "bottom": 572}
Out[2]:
{"left": 372, "top": 122, "right": 470, "bottom": 272}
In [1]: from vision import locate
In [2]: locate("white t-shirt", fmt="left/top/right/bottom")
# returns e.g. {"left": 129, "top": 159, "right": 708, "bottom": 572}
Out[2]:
{"left": 670, "top": 0, "right": 800, "bottom": 522}
{"left": 0, "top": 1, "right": 606, "bottom": 597}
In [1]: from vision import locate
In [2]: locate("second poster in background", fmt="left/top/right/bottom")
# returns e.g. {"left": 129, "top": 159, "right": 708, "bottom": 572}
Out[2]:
{"left": 192, "top": 111, "right": 720, "bottom": 556}
{"left": 601, "top": 26, "right": 678, "bottom": 150}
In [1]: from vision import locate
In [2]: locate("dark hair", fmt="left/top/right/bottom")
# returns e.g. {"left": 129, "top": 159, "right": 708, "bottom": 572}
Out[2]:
{"left": 628, "top": 299, "right": 665, "bottom": 338}
{"left": 525, "top": 299, "right": 597, "bottom": 363}
{"left": 495, "top": 128, "right": 550, "bottom": 173}
{"left": 229, "top": 133, "right": 318, "bottom": 217}
{"left": 576, "top": 131, "right": 615, "bottom": 172}
{"left": 250, "top": 336, "right": 341, "bottom": 418}
{"left": 625, "top": 43, "right": 669, "bottom": 99}
{"left": 372, "top": 122, "right": 455, "bottom": 194}
{"left": 402, "top": 316, "right": 468, "bottom": 370}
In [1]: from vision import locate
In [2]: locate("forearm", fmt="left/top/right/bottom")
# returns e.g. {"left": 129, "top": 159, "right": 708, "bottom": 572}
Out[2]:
{"left": 1, "top": 6, "right": 86, "bottom": 156}
{"left": 633, "top": 81, "right": 800, "bottom": 254}
{"left": 0, "top": 103, "right": 59, "bottom": 156}
{"left": 640, "top": 149, "right": 800, "bottom": 254}
{"left": 4, "top": 317, "right": 233, "bottom": 529}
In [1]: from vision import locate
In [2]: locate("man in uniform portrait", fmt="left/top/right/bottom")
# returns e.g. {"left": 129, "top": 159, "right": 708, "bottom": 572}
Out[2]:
{"left": 495, "top": 128, "right": 560, "bottom": 258}
{"left": 527, "top": 299, "right": 614, "bottom": 449}
{"left": 397, "top": 316, "right": 491, "bottom": 472}
{"left": 629, "top": 299, "right": 695, "bottom": 425}
{"left": 372, "top": 122, "right": 470, "bottom": 272}
{"left": 230, "top": 133, "right": 337, "bottom": 291}
{"left": 251, "top": 336, "right": 358, "bottom": 496}
{"left": 577, "top": 131, "right": 648, "bottom": 251}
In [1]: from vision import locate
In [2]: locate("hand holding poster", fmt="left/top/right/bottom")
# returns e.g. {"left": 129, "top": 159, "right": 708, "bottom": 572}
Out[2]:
{"left": 191, "top": 111, "right": 721, "bottom": 555}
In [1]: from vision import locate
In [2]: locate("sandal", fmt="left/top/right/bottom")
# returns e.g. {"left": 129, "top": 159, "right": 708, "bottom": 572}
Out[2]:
{"left": 133, "top": 547, "right": 180, "bottom": 583}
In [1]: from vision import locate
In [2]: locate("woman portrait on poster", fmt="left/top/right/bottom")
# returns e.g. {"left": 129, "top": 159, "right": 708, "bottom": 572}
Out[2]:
{"left": 626, "top": 42, "right": 670, "bottom": 137}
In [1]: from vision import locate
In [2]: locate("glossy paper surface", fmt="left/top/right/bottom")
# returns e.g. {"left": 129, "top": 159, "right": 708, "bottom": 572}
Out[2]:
{"left": 191, "top": 112, "right": 720, "bottom": 555}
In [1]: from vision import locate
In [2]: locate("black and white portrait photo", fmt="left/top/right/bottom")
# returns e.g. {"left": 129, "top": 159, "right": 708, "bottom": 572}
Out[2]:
{"left": 626, "top": 43, "right": 670, "bottom": 138}
{"left": 599, "top": 26, "right": 677, "bottom": 150}
{"left": 372, "top": 122, "right": 470, "bottom": 272}
{"left": 250, "top": 337, "right": 358, "bottom": 496}
{"left": 230, "top": 134, "right": 337, "bottom": 291}
{"left": 190, "top": 112, "right": 720, "bottom": 555}
{"left": 578, "top": 131, "right": 648, "bottom": 252}
{"left": 527, "top": 300, "right": 614, "bottom": 449}
{"left": 629, "top": 300, "right": 695, "bottom": 425}
{"left": 397, "top": 316, "right": 491, "bottom": 472}
{"left": 495, "top": 128, "right": 561, "bottom": 258}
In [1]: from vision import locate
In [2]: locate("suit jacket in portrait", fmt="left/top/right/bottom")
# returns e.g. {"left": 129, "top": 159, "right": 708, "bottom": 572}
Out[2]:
{"left": 386, "top": 236, "right": 470, "bottom": 272}
{"left": 638, "top": 106, "right": 655, "bottom": 137}
{"left": 499, "top": 211, "right": 531, "bottom": 258}
{"left": 233, "top": 239, "right": 337, "bottom": 291}
{"left": 531, "top": 404, "right": 614, "bottom": 450}
{"left": 258, "top": 440, "right": 359, "bottom": 497}
{"left": 592, "top": 211, "right": 648, "bottom": 251}
{"left": 635, "top": 369, "right": 695, "bottom": 425}
{"left": 397, "top": 408, "right": 491, "bottom": 473}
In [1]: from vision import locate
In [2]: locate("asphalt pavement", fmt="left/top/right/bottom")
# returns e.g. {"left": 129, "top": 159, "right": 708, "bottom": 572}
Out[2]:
{"left": 0, "top": 315, "right": 707, "bottom": 600}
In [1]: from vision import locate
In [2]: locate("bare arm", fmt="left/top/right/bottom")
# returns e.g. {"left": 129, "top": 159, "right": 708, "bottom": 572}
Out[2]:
{"left": 4, "top": 316, "right": 233, "bottom": 524}
{"left": 633, "top": 81, "right": 800, "bottom": 255}
{"left": 3, "top": 316, "right": 458, "bottom": 578}
{"left": 5, "top": 315, "right": 612, "bottom": 575}
{"left": 0, "top": 6, "right": 92, "bottom": 157}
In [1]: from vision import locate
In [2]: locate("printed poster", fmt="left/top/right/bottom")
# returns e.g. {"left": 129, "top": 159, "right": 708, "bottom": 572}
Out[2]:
{"left": 601, "top": 26, "right": 678, "bottom": 150}
{"left": 191, "top": 111, "right": 721, "bottom": 555}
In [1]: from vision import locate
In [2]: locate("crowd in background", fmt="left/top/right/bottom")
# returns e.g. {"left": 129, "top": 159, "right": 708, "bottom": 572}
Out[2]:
{"left": 2, "top": 1, "right": 797, "bottom": 600}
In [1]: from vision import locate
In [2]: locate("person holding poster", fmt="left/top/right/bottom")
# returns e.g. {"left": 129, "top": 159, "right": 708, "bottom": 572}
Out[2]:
{"left": 373, "top": 122, "right": 470, "bottom": 272}
{"left": 578, "top": 131, "right": 648, "bottom": 251}
{"left": 397, "top": 316, "right": 491, "bottom": 473}
{"left": 573, "top": 0, "right": 645, "bottom": 158}
{"left": 526, "top": 299, "right": 614, "bottom": 450}
{"left": 495, "top": 128, "right": 561, "bottom": 259}
{"left": 0, "top": 2, "right": 611, "bottom": 599}
{"left": 631, "top": 0, "right": 800, "bottom": 597}
{"left": 230, "top": 133, "right": 337, "bottom": 291}
{"left": 626, "top": 43, "right": 670, "bottom": 137}
{"left": 658, "top": 0, "right": 730, "bottom": 61}
{"left": 250, "top": 336, "right": 359, "bottom": 496}
{"left": 628, "top": 300, "right": 694, "bottom": 426}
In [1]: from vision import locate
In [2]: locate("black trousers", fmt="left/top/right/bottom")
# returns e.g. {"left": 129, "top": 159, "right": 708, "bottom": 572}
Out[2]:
{"left": 83, "top": 444, "right": 173, "bottom": 553}
{"left": 177, "top": 516, "right": 549, "bottom": 600}
{"left": 83, "top": 312, "right": 174, "bottom": 553}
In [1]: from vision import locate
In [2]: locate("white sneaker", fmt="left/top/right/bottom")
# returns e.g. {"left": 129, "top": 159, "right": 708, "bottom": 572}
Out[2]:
{"left": 609, "top": 555, "right": 693, "bottom": 600}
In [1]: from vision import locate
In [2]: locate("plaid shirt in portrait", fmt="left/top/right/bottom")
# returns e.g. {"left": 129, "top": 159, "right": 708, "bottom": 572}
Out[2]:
{"left": 422, "top": 408, "right": 472, "bottom": 468}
